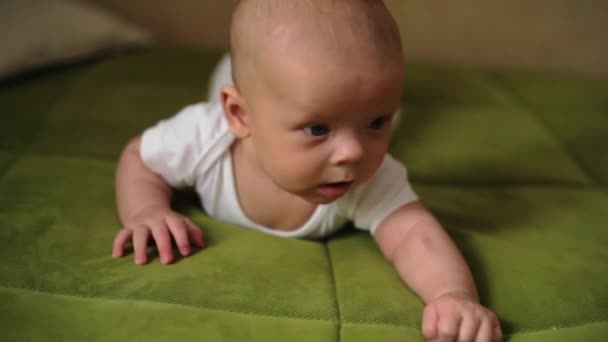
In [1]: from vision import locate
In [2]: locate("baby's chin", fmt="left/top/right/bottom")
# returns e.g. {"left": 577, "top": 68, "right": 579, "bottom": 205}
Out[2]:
{"left": 291, "top": 186, "right": 353, "bottom": 205}
{"left": 304, "top": 196, "right": 339, "bottom": 205}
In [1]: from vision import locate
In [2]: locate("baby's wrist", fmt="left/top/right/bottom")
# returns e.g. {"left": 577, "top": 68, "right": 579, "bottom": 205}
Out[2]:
{"left": 122, "top": 203, "right": 172, "bottom": 226}
{"left": 431, "top": 289, "right": 479, "bottom": 303}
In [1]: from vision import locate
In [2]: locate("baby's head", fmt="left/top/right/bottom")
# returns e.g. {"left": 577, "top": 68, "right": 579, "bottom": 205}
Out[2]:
{"left": 222, "top": 0, "right": 405, "bottom": 204}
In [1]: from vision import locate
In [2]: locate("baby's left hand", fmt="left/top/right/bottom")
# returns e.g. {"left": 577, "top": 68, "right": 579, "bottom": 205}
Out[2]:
{"left": 422, "top": 291, "right": 503, "bottom": 342}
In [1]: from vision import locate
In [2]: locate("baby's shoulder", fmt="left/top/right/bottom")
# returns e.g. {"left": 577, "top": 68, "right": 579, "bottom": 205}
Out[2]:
{"left": 174, "top": 101, "right": 223, "bottom": 123}
{"left": 165, "top": 101, "right": 228, "bottom": 136}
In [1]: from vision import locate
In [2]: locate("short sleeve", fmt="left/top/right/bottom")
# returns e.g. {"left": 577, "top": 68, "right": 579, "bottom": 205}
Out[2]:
{"left": 140, "top": 102, "right": 230, "bottom": 188}
{"left": 345, "top": 154, "right": 418, "bottom": 235}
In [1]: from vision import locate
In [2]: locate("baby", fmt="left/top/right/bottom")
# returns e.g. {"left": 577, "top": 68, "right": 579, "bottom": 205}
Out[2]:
{"left": 112, "top": 0, "right": 502, "bottom": 341}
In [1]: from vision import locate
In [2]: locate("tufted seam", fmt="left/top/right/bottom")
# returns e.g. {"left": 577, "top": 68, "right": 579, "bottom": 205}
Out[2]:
{"left": 0, "top": 152, "right": 19, "bottom": 183}
{"left": 337, "top": 320, "right": 608, "bottom": 337}
{"left": 0, "top": 71, "right": 81, "bottom": 184}
{"left": 0, "top": 285, "right": 337, "bottom": 324}
{"left": 489, "top": 75, "right": 597, "bottom": 188}
{"left": 324, "top": 242, "right": 343, "bottom": 342}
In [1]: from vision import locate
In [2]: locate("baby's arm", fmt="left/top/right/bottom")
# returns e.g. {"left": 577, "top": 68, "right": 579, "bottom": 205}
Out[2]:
{"left": 112, "top": 136, "right": 204, "bottom": 265}
{"left": 374, "top": 201, "right": 502, "bottom": 342}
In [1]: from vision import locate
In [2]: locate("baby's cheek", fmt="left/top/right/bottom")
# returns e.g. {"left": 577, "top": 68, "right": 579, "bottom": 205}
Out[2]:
{"left": 271, "top": 153, "right": 319, "bottom": 182}
{"left": 360, "top": 153, "right": 385, "bottom": 181}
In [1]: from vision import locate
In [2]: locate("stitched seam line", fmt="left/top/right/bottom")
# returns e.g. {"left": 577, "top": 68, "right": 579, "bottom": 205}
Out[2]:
{"left": 489, "top": 75, "right": 597, "bottom": 187}
{"left": 503, "top": 321, "right": 608, "bottom": 337}
{"left": 0, "top": 153, "right": 19, "bottom": 182}
{"left": 0, "top": 69, "right": 81, "bottom": 182}
{"left": 324, "top": 243, "right": 342, "bottom": 342}
{"left": 338, "top": 320, "right": 608, "bottom": 337}
{"left": 0, "top": 285, "right": 336, "bottom": 324}
{"left": 3, "top": 274, "right": 606, "bottom": 337}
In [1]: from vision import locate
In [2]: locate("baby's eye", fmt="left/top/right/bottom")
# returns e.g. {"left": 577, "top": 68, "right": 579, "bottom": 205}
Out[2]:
{"left": 304, "top": 124, "right": 331, "bottom": 137}
{"left": 368, "top": 116, "right": 391, "bottom": 130}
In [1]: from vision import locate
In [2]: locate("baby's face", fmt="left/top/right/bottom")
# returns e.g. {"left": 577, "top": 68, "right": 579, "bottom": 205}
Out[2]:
{"left": 242, "top": 55, "right": 404, "bottom": 204}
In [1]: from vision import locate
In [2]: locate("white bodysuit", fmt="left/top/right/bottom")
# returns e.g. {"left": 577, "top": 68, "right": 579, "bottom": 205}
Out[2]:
{"left": 140, "top": 56, "right": 418, "bottom": 239}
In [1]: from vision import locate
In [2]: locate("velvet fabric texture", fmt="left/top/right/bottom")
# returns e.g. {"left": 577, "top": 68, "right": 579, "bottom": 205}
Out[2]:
{"left": 1, "top": 48, "right": 607, "bottom": 341}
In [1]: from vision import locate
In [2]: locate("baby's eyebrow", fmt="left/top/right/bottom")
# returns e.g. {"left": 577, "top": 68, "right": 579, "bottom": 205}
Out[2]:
{"left": 288, "top": 99, "right": 400, "bottom": 123}
{"left": 289, "top": 105, "right": 335, "bottom": 122}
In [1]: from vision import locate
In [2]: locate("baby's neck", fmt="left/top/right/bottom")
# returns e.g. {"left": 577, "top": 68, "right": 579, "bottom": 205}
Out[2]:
{"left": 230, "top": 140, "right": 317, "bottom": 231}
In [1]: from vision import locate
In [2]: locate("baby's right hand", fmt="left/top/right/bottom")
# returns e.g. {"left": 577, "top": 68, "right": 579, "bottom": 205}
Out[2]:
{"left": 112, "top": 206, "right": 204, "bottom": 265}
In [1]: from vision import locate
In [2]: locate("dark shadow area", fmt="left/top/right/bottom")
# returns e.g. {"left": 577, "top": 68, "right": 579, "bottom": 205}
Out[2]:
{"left": 446, "top": 229, "right": 516, "bottom": 337}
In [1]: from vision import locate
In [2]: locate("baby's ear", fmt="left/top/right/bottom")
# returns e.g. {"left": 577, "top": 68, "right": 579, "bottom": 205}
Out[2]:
{"left": 221, "top": 85, "right": 250, "bottom": 138}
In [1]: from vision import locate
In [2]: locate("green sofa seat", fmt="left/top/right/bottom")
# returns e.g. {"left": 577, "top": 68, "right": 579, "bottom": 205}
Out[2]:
{"left": 1, "top": 47, "right": 607, "bottom": 341}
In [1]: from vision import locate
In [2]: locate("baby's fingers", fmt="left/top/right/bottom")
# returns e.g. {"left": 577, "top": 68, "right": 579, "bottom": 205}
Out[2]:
{"left": 133, "top": 226, "right": 151, "bottom": 265}
{"left": 166, "top": 216, "right": 193, "bottom": 256}
{"left": 423, "top": 303, "right": 461, "bottom": 342}
{"left": 495, "top": 326, "right": 503, "bottom": 341}
{"left": 437, "top": 315, "right": 461, "bottom": 342}
{"left": 186, "top": 219, "right": 204, "bottom": 248}
{"left": 474, "top": 314, "right": 502, "bottom": 342}
{"left": 458, "top": 312, "right": 480, "bottom": 342}
{"left": 493, "top": 316, "right": 503, "bottom": 342}
{"left": 150, "top": 223, "right": 174, "bottom": 264}
{"left": 422, "top": 304, "right": 439, "bottom": 340}
{"left": 112, "top": 228, "right": 133, "bottom": 258}
{"left": 475, "top": 318, "right": 493, "bottom": 342}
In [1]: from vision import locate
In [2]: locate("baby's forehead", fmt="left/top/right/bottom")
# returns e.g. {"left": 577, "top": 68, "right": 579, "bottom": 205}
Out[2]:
{"left": 259, "top": 56, "right": 404, "bottom": 116}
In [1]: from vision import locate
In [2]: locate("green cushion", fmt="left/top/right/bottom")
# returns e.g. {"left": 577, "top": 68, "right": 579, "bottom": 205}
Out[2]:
{"left": 1, "top": 47, "right": 606, "bottom": 341}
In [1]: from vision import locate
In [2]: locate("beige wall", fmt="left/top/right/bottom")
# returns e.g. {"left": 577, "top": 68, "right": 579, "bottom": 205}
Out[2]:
{"left": 83, "top": 0, "right": 608, "bottom": 78}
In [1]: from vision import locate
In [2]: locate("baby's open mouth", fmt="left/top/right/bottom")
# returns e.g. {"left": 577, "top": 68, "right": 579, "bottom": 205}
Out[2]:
{"left": 318, "top": 181, "right": 353, "bottom": 199}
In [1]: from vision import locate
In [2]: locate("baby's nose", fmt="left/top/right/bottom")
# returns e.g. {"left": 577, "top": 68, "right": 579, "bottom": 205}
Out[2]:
{"left": 330, "top": 137, "right": 364, "bottom": 166}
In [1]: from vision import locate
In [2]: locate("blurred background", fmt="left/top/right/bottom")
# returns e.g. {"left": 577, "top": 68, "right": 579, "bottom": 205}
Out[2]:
{"left": 79, "top": 0, "right": 608, "bottom": 79}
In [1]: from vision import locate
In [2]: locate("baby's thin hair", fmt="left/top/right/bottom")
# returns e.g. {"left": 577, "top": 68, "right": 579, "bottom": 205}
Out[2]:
{"left": 230, "top": 0, "right": 402, "bottom": 90}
